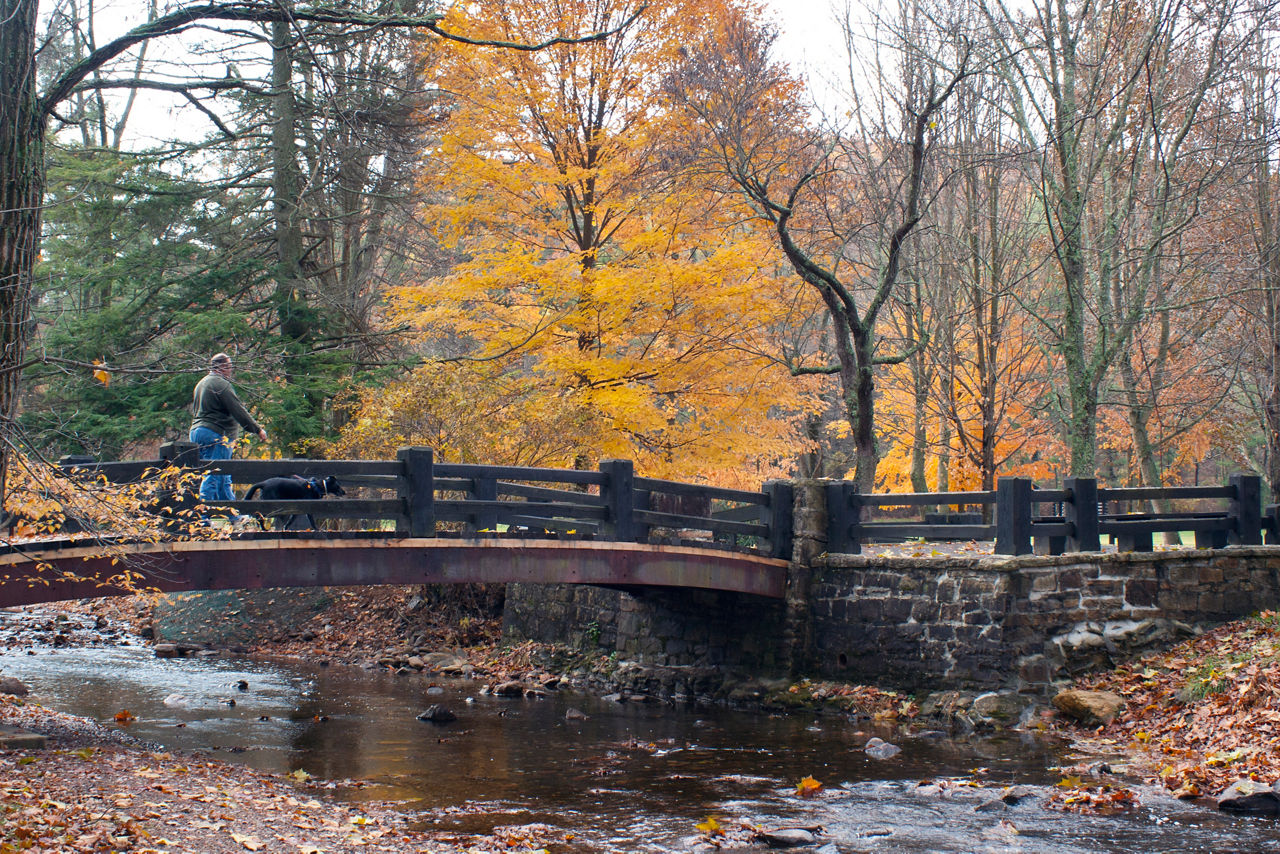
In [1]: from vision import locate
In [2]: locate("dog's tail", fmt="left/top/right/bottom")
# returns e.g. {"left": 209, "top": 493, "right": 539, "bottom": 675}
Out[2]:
{"left": 244, "top": 483, "right": 262, "bottom": 500}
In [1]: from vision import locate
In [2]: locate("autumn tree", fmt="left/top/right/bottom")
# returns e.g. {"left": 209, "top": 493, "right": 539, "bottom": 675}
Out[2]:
{"left": 672, "top": 1, "right": 969, "bottom": 490}
{"left": 379, "top": 0, "right": 811, "bottom": 481}
{"left": 978, "top": 0, "right": 1258, "bottom": 478}
{"left": 0, "top": 0, "right": 633, "bottom": 504}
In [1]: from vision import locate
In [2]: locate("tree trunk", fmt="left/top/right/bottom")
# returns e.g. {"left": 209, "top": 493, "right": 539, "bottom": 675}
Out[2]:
{"left": 272, "top": 19, "right": 308, "bottom": 345}
{"left": 0, "top": 0, "right": 45, "bottom": 509}
{"left": 851, "top": 329, "right": 877, "bottom": 492}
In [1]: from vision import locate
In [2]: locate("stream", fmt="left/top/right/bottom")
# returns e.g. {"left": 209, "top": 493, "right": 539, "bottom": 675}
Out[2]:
{"left": 2, "top": 609, "right": 1278, "bottom": 852}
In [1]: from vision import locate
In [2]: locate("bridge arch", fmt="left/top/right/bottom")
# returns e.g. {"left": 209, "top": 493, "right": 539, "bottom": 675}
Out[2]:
{"left": 0, "top": 537, "right": 788, "bottom": 609}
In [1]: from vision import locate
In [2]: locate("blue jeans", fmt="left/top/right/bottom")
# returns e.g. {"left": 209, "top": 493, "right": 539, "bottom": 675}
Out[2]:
{"left": 190, "top": 426, "right": 234, "bottom": 502}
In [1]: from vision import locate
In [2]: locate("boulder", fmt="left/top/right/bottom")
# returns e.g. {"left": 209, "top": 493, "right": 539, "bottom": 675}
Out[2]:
{"left": 1217, "top": 779, "right": 1280, "bottom": 816}
{"left": 416, "top": 704, "right": 457, "bottom": 724}
{"left": 419, "top": 652, "right": 469, "bottom": 671}
{"left": 0, "top": 676, "right": 29, "bottom": 696}
{"left": 971, "top": 692, "right": 1032, "bottom": 724}
{"left": 864, "top": 737, "right": 901, "bottom": 760}
{"left": 493, "top": 681, "right": 526, "bottom": 697}
{"left": 757, "top": 827, "right": 816, "bottom": 847}
{"left": 1051, "top": 689, "right": 1126, "bottom": 726}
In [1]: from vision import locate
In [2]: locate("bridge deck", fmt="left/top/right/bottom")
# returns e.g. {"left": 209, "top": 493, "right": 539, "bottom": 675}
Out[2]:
{"left": 0, "top": 537, "right": 788, "bottom": 608}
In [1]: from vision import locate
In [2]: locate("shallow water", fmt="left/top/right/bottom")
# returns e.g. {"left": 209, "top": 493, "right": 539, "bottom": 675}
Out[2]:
{"left": 2, "top": 610, "right": 1278, "bottom": 852}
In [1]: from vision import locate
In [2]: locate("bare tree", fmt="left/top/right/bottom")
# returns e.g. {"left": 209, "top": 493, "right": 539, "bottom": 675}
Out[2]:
{"left": 978, "top": 0, "right": 1261, "bottom": 477}
{"left": 671, "top": 2, "right": 969, "bottom": 489}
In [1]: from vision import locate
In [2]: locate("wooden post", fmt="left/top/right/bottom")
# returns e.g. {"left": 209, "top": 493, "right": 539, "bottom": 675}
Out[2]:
{"left": 1265, "top": 504, "right": 1280, "bottom": 545}
{"left": 995, "top": 477, "right": 1033, "bottom": 556}
{"left": 599, "top": 459, "right": 636, "bottom": 541}
{"left": 633, "top": 487, "right": 652, "bottom": 543}
{"left": 1229, "top": 474, "right": 1262, "bottom": 546}
{"left": 57, "top": 454, "right": 96, "bottom": 470}
{"left": 1064, "top": 477, "right": 1100, "bottom": 552}
{"left": 825, "top": 482, "right": 860, "bottom": 555}
{"left": 466, "top": 474, "right": 498, "bottom": 535}
{"left": 764, "top": 480, "right": 794, "bottom": 560}
{"left": 158, "top": 440, "right": 200, "bottom": 467}
{"left": 396, "top": 446, "right": 434, "bottom": 537}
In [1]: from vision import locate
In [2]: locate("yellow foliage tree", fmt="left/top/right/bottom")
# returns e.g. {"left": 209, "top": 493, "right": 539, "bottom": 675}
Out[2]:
{"left": 377, "top": 0, "right": 813, "bottom": 482}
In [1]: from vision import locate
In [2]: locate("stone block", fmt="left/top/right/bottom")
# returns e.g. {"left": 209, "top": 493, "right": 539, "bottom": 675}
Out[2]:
{"left": 1059, "top": 569, "right": 1084, "bottom": 588}
{"left": 882, "top": 597, "right": 915, "bottom": 621}
{"left": 1198, "top": 566, "right": 1225, "bottom": 584}
{"left": 1125, "top": 579, "right": 1158, "bottom": 607}
{"left": 1086, "top": 578, "right": 1124, "bottom": 597}
{"left": 1030, "top": 574, "right": 1058, "bottom": 593}
{"left": 1198, "top": 592, "right": 1225, "bottom": 615}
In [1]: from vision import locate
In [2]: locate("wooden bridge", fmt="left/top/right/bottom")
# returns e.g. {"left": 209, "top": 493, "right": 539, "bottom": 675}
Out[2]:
{"left": 0, "top": 444, "right": 793, "bottom": 608}
{"left": 1, "top": 441, "right": 1273, "bottom": 611}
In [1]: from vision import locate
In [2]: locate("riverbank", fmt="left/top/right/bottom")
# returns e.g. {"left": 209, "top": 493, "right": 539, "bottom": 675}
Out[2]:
{"left": 0, "top": 693, "right": 472, "bottom": 853}
{"left": 1046, "top": 609, "right": 1280, "bottom": 811}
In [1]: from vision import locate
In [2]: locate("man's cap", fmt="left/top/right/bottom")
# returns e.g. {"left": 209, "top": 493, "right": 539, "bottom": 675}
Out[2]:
{"left": 210, "top": 353, "right": 232, "bottom": 368}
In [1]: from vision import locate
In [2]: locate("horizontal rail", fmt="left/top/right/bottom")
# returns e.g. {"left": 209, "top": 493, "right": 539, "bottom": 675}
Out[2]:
{"left": 434, "top": 500, "right": 609, "bottom": 521}
{"left": 435, "top": 463, "right": 605, "bottom": 487}
{"left": 1099, "top": 485, "right": 1236, "bottom": 501}
{"left": 1101, "top": 516, "right": 1233, "bottom": 534}
{"left": 214, "top": 498, "right": 403, "bottom": 518}
{"left": 633, "top": 509, "right": 769, "bottom": 538}
{"left": 633, "top": 476, "right": 767, "bottom": 505}
{"left": 712, "top": 505, "right": 767, "bottom": 523}
{"left": 856, "top": 523, "right": 995, "bottom": 540}
{"left": 851, "top": 491, "right": 994, "bottom": 507}
{"left": 501, "top": 481, "right": 606, "bottom": 506}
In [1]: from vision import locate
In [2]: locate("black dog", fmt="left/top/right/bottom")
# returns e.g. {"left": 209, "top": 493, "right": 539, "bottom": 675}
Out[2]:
{"left": 243, "top": 475, "right": 345, "bottom": 529}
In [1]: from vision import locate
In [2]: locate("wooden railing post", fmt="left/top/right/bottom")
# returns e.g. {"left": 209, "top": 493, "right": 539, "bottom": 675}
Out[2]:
{"left": 1229, "top": 473, "right": 1262, "bottom": 546}
{"left": 599, "top": 459, "right": 636, "bottom": 541}
{"left": 633, "top": 486, "right": 652, "bottom": 543}
{"left": 466, "top": 474, "right": 498, "bottom": 535}
{"left": 1064, "top": 477, "right": 1100, "bottom": 552}
{"left": 158, "top": 440, "right": 200, "bottom": 467}
{"left": 763, "top": 480, "right": 794, "bottom": 560}
{"left": 397, "top": 446, "right": 434, "bottom": 537}
{"left": 825, "top": 482, "right": 860, "bottom": 555}
{"left": 996, "top": 477, "right": 1033, "bottom": 556}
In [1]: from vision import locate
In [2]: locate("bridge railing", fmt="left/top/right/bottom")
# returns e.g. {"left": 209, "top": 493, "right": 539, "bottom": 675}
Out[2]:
{"left": 827, "top": 474, "right": 1265, "bottom": 555}
{"left": 58, "top": 444, "right": 793, "bottom": 558}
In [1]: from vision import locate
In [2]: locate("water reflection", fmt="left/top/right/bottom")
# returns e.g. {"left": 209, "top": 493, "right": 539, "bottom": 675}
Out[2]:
{"left": 2, "top": 611, "right": 1278, "bottom": 852}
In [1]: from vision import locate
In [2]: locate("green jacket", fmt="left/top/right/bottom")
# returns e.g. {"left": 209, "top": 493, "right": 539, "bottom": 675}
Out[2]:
{"left": 191, "top": 372, "right": 262, "bottom": 440}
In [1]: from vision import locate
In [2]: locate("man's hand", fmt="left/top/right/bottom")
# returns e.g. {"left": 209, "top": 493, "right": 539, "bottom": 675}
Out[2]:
{"left": 257, "top": 429, "right": 268, "bottom": 442}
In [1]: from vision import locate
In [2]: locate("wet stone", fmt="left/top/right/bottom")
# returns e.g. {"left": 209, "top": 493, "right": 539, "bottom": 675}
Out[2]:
{"left": 0, "top": 725, "right": 46, "bottom": 749}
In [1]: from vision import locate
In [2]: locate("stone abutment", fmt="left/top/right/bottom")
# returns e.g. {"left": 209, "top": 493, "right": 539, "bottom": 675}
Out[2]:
{"left": 503, "top": 480, "right": 1280, "bottom": 697}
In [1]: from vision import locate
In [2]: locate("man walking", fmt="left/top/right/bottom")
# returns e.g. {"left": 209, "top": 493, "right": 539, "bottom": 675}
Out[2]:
{"left": 189, "top": 353, "right": 268, "bottom": 502}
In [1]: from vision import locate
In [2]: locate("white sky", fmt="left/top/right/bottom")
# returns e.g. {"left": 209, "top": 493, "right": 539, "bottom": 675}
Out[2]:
{"left": 58, "top": 0, "right": 856, "bottom": 147}
{"left": 763, "top": 0, "right": 851, "bottom": 114}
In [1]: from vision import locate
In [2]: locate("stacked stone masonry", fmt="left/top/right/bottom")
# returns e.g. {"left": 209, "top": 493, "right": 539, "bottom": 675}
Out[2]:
{"left": 503, "top": 548, "right": 1280, "bottom": 698}
{"left": 813, "top": 549, "right": 1280, "bottom": 694}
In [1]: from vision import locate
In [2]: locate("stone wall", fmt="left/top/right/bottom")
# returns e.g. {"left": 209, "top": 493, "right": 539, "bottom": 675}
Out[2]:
{"left": 810, "top": 548, "right": 1280, "bottom": 694}
{"left": 501, "top": 478, "right": 1280, "bottom": 699}
{"left": 502, "top": 582, "right": 787, "bottom": 695}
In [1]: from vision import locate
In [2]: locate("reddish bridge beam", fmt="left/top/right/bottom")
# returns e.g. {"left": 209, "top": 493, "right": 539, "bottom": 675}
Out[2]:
{"left": 0, "top": 538, "right": 788, "bottom": 608}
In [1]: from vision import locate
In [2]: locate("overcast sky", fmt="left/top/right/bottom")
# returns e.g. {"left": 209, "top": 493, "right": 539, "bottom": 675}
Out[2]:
{"left": 71, "top": 0, "right": 855, "bottom": 146}
{"left": 762, "top": 0, "right": 852, "bottom": 114}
